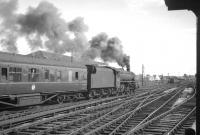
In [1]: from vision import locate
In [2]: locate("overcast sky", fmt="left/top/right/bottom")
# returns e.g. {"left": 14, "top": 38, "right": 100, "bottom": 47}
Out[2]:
{"left": 0, "top": 0, "right": 196, "bottom": 76}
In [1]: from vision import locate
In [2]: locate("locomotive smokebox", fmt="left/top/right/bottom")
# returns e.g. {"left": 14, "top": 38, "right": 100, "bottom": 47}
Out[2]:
{"left": 126, "top": 56, "right": 130, "bottom": 72}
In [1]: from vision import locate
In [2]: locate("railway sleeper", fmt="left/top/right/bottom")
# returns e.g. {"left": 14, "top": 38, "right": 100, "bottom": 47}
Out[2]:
{"left": 142, "top": 130, "right": 165, "bottom": 135}
{"left": 130, "top": 100, "right": 195, "bottom": 135}
{"left": 30, "top": 109, "right": 110, "bottom": 134}
{"left": 0, "top": 95, "right": 127, "bottom": 133}
{"left": 8, "top": 89, "right": 161, "bottom": 134}
{"left": 105, "top": 88, "right": 185, "bottom": 135}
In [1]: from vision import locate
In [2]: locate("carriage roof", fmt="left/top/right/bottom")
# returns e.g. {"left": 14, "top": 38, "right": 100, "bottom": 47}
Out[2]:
{"left": 0, "top": 51, "right": 88, "bottom": 68}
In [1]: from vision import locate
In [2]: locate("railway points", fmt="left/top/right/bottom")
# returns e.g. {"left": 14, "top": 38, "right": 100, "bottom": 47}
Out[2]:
{"left": 0, "top": 83, "right": 195, "bottom": 135}
{"left": 127, "top": 95, "right": 195, "bottom": 135}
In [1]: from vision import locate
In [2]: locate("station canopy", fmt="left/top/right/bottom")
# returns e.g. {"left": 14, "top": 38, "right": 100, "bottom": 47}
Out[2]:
{"left": 164, "top": 0, "right": 200, "bottom": 10}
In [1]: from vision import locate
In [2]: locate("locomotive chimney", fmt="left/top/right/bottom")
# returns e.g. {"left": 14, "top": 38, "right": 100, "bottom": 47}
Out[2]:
{"left": 126, "top": 56, "right": 130, "bottom": 72}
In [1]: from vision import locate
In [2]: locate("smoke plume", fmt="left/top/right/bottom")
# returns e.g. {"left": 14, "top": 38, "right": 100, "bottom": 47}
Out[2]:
{"left": 83, "top": 32, "right": 130, "bottom": 69}
{"left": 0, "top": 0, "right": 19, "bottom": 52}
{"left": 0, "top": 0, "right": 89, "bottom": 56}
{"left": 0, "top": 0, "right": 130, "bottom": 69}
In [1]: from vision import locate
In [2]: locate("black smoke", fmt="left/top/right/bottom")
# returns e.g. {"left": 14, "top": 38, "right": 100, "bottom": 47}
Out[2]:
{"left": 83, "top": 32, "right": 130, "bottom": 69}
{"left": 0, "top": 0, "right": 130, "bottom": 69}
{"left": 0, "top": 0, "right": 88, "bottom": 56}
{"left": 0, "top": 0, "right": 18, "bottom": 52}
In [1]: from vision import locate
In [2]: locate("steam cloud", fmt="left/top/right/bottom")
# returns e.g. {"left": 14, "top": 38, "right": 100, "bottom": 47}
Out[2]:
{"left": 0, "top": 0, "right": 130, "bottom": 69}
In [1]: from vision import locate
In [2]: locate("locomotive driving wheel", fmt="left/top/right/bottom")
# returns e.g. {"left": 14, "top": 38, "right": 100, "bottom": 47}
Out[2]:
{"left": 89, "top": 90, "right": 95, "bottom": 98}
{"left": 120, "top": 84, "right": 125, "bottom": 95}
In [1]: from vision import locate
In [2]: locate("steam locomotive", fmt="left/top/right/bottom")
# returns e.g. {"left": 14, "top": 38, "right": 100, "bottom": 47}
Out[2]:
{"left": 0, "top": 51, "right": 136, "bottom": 107}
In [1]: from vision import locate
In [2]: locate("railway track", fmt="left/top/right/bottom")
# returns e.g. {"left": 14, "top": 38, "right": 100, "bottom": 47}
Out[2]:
{"left": 127, "top": 92, "right": 196, "bottom": 135}
{"left": 76, "top": 86, "right": 184, "bottom": 135}
{"left": 0, "top": 95, "right": 129, "bottom": 134}
{"left": 0, "top": 85, "right": 175, "bottom": 135}
{"left": 0, "top": 94, "right": 148, "bottom": 135}
{"left": 0, "top": 84, "right": 174, "bottom": 123}
{"left": 134, "top": 84, "right": 174, "bottom": 96}
{"left": 0, "top": 85, "right": 154, "bottom": 117}
{"left": 166, "top": 108, "right": 196, "bottom": 135}
{"left": 15, "top": 96, "right": 146, "bottom": 135}
{"left": 45, "top": 90, "right": 169, "bottom": 135}
{"left": 0, "top": 95, "right": 126, "bottom": 123}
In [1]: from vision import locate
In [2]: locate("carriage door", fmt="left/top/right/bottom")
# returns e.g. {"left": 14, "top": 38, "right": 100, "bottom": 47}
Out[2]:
{"left": 1, "top": 67, "right": 8, "bottom": 82}
{"left": 68, "top": 70, "right": 72, "bottom": 82}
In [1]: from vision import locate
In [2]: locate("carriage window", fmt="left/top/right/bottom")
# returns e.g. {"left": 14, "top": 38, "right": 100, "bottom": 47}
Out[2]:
{"left": 1, "top": 68, "right": 8, "bottom": 80}
{"left": 68, "top": 70, "right": 72, "bottom": 82}
{"left": 45, "top": 70, "right": 49, "bottom": 80}
{"left": 75, "top": 72, "right": 78, "bottom": 80}
{"left": 28, "top": 68, "right": 39, "bottom": 82}
{"left": 56, "top": 71, "right": 62, "bottom": 81}
{"left": 50, "top": 70, "right": 55, "bottom": 81}
{"left": 9, "top": 67, "right": 22, "bottom": 82}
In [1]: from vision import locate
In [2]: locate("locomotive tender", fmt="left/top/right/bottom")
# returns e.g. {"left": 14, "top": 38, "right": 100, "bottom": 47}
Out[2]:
{"left": 0, "top": 51, "right": 136, "bottom": 107}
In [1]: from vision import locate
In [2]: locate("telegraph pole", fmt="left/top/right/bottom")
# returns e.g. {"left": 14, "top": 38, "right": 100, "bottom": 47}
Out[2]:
{"left": 142, "top": 64, "right": 144, "bottom": 86}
